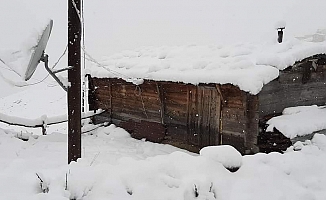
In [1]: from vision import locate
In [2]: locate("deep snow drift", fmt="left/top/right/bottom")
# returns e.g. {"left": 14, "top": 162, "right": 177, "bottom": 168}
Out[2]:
{"left": 1, "top": 125, "right": 326, "bottom": 200}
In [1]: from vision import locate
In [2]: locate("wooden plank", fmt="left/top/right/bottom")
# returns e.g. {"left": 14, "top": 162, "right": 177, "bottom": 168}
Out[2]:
{"left": 161, "top": 83, "right": 189, "bottom": 92}
{"left": 188, "top": 87, "right": 200, "bottom": 145}
{"left": 221, "top": 107, "right": 246, "bottom": 120}
{"left": 111, "top": 97, "right": 161, "bottom": 109}
{"left": 164, "top": 97, "right": 188, "bottom": 106}
{"left": 221, "top": 133, "right": 245, "bottom": 154}
{"left": 196, "top": 86, "right": 203, "bottom": 146}
{"left": 87, "top": 75, "right": 97, "bottom": 111}
{"left": 245, "top": 94, "right": 259, "bottom": 153}
{"left": 109, "top": 79, "right": 112, "bottom": 119}
{"left": 112, "top": 111, "right": 161, "bottom": 123}
{"left": 259, "top": 80, "right": 326, "bottom": 117}
{"left": 165, "top": 124, "right": 188, "bottom": 141}
{"left": 210, "top": 88, "right": 221, "bottom": 145}
{"left": 119, "top": 120, "right": 165, "bottom": 143}
{"left": 201, "top": 88, "right": 210, "bottom": 147}
{"left": 156, "top": 83, "right": 165, "bottom": 124}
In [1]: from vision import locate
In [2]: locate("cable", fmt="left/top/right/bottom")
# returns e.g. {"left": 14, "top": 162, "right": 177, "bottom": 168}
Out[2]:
{"left": 0, "top": 57, "right": 22, "bottom": 77}
{"left": 0, "top": 45, "right": 68, "bottom": 88}
{"left": 71, "top": 0, "right": 82, "bottom": 25}
{"left": 20, "top": 45, "right": 68, "bottom": 87}
{"left": 82, "top": 47, "right": 136, "bottom": 81}
{"left": 71, "top": 0, "right": 139, "bottom": 85}
{"left": 70, "top": 0, "right": 134, "bottom": 81}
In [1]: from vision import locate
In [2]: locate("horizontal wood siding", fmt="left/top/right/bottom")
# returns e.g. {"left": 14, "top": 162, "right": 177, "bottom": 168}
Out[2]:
{"left": 259, "top": 63, "right": 326, "bottom": 118}
{"left": 257, "top": 55, "right": 326, "bottom": 153}
{"left": 89, "top": 79, "right": 254, "bottom": 153}
{"left": 161, "top": 83, "right": 189, "bottom": 126}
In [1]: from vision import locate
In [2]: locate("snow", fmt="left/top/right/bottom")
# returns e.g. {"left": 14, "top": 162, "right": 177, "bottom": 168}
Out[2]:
{"left": 0, "top": 109, "right": 103, "bottom": 128}
{"left": 1, "top": 0, "right": 326, "bottom": 96}
{"left": 87, "top": 39, "right": 326, "bottom": 94}
{"left": 274, "top": 20, "right": 287, "bottom": 29}
{"left": 267, "top": 105, "right": 326, "bottom": 139}
{"left": 200, "top": 145, "right": 242, "bottom": 170}
{"left": 1, "top": 126, "right": 326, "bottom": 200}
{"left": 1, "top": 0, "right": 326, "bottom": 199}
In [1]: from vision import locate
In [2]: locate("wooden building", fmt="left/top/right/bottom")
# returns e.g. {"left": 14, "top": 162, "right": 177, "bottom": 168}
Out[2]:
{"left": 87, "top": 51, "right": 326, "bottom": 154}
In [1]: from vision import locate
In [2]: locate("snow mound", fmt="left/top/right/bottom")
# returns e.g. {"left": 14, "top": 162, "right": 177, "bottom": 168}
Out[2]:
{"left": 312, "top": 134, "right": 326, "bottom": 151}
{"left": 267, "top": 105, "right": 326, "bottom": 139}
{"left": 200, "top": 145, "right": 242, "bottom": 170}
{"left": 1, "top": 127, "right": 326, "bottom": 200}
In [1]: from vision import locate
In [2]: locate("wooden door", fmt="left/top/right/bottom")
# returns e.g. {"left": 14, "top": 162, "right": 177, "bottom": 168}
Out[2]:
{"left": 187, "top": 85, "right": 221, "bottom": 147}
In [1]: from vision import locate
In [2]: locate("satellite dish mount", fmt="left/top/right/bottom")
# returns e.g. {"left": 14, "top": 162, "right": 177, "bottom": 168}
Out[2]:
{"left": 25, "top": 20, "right": 70, "bottom": 92}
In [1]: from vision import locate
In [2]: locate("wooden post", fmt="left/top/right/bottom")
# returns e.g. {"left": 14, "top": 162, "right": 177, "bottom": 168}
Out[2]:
{"left": 68, "top": 0, "right": 82, "bottom": 163}
{"left": 42, "top": 121, "right": 47, "bottom": 135}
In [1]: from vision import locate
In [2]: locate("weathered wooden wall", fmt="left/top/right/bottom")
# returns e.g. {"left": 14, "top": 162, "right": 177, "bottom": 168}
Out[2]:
{"left": 88, "top": 77, "right": 260, "bottom": 154}
{"left": 87, "top": 54, "right": 326, "bottom": 154}
{"left": 257, "top": 54, "right": 326, "bottom": 153}
{"left": 187, "top": 84, "right": 221, "bottom": 148}
{"left": 259, "top": 55, "right": 326, "bottom": 117}
{"left": 219, "top": 84, "right": 259, "bottom": 154}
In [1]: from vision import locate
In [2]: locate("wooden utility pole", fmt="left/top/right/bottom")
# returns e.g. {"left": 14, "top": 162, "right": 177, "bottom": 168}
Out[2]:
{"left": 68, "top": 0, "right": 81, "bottom": 163}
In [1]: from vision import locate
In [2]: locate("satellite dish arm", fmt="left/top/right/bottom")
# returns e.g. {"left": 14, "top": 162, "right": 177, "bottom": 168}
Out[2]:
{"left": 41, "top": 53, "right": 68, "bottom": 92}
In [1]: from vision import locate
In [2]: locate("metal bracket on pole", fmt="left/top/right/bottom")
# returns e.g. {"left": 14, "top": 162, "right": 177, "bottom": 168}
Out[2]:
{"left": 41, "top": 53, "right": 69, "bottom": 92}
{"left": 52, "top": 66, "right": 74, "bottom": 74}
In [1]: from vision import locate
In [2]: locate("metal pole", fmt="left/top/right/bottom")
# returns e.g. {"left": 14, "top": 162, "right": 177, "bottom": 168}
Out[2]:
{"left": 68, "top": 0, "right": 81, "bottom": 163}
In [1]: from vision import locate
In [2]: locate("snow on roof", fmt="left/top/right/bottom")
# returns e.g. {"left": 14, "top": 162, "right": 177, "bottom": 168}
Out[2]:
{"left": 267, "top": 105, "right": 326, "bottom": 139}
{"left": 87, "top": 38, "right": 326, "bottom": 94}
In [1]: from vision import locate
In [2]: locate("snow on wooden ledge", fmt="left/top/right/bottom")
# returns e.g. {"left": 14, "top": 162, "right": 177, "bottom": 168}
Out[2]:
{"left": 267, "top": 105, "right": 326, "bottom": 139}
{"left": 87, "top": 38, "right": 326, "bottom": 94}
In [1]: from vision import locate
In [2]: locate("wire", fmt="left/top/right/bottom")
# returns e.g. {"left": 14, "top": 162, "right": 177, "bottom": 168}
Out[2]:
{"left": 82, "top": 47, "right": 135, "bottom": 80}
{"left": 71, "top": 0, "right": 82, "bottom": 25}
{"left": 0, "top": 45, "right": 68, "bottom": 88}
{"left": 20, "top": 45, "right": 68, "bottom": 87}
{"left": 71, "top": 0, "right": 139, "bottom": 85}
{"left": 70, "top": 0, "right": 135, "bottom": 81}
{"left": 0, "top": 57, "right": 22, "bottom": 77}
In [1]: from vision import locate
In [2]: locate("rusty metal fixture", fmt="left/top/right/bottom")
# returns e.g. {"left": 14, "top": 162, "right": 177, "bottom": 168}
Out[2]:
{"left": 277, "top": 27, "right": 285, "bottom": 43}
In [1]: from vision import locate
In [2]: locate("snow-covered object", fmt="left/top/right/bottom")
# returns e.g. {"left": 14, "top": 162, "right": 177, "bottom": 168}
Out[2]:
{"left": 200, "top": 145, "right": 242, "bottom": 170}
{"left": 274, "top": 20, "right": 286, "bottom": 29}
{"left": 0, "top": 109, "right": 103, "bottom": 127}
{"left": 0, "top": 20, "right": 50, "bottom": 80}
{"left": 267, "top": 105, "right": 326, "bottom": 139}
{"left": 87, "top": 39, "right": 326, "bottom": 94}
{"left": 312, "top": 134, "right": 326, "bottom": 151}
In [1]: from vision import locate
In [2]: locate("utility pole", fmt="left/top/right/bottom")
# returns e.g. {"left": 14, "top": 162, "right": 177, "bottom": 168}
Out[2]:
{"left": 68, "top": 0, "right": 81, "bottom": 164}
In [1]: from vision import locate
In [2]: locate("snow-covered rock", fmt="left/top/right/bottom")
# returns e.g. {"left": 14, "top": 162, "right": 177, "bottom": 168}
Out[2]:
{"left": 200, "top": 145, "right": 242, "bottom": 171}
{"left": 267, "top": 105, "right": 326, "bottom": 139}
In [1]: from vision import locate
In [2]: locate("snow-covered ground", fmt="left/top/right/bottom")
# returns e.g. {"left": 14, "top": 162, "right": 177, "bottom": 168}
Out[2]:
{"left": 1, "top": 126, "right": 326, "bottom": 200}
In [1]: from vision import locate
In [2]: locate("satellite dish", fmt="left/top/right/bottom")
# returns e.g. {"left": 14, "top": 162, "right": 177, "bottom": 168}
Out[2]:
{"left": 24, "top": 20, "right": 53, "bottom": 81}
